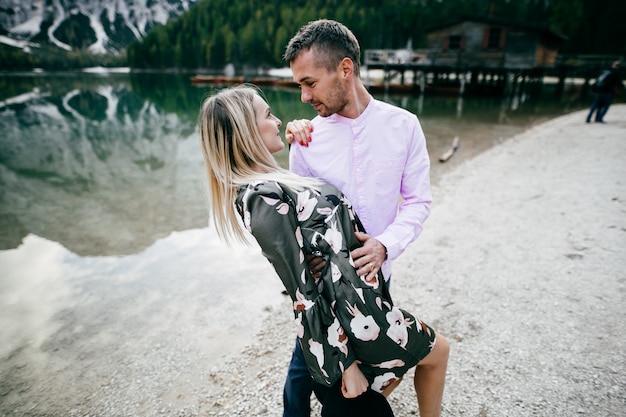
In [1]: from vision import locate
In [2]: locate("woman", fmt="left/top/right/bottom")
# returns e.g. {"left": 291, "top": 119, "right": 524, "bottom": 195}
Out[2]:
{"left": 199, "top": 85, "right": 449, "bottom": 416}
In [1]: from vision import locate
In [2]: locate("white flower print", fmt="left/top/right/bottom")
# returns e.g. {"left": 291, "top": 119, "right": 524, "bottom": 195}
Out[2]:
{"left": 386, "top": 307, "right": 414, "bottom": 348}
{"left": 277, "top": 202, "right": 290, "bottom": 214}
{"left": 294, "top": 288, "right": 314, "bottom": 311}
{"left": 317, "top": 207, "right": 332, "bottom": 217}
{"left": 260, "top": 195, "right": 290, "bottom": 215}
{"left": 330, "top": 262, "right": 341, "bottom": 283}
{"left": 294, "top": 312, "right": 304, "bottom": 338}
{"left": 361, "top": 273, "right": 379, "bottom": 289}
{"left": 341, "top": 196, "right": 356, "bottom": 221}
{"left": 327, "top": 317, "right": 349, "bottom": 356}
{"left": 346, "top": 301, "right": 380, "bottom": 341}
{"left": 295, "top": 226, "right": 304, "bottom": 248}
{"left": 309, "top": 339, "right": 329, "bottom": 378}
{"left": 296, "top": 190, "right": 317, "bottom": 221}
{"left": 243, "top": 209, "right": 252, "bottom": 232}
{"left": 240, "top": 187, "right": 253, "bottom": 232}
{"left": 323, "top": 219, "right": 343, "bottom": 254}
{"left": 372, "top": 359, "right": 406, "bottom": 369}
{"left": 371, "top": 373, "right": 399, "bottom": 393}
{"left": 260, "top": 196, "right": 279, "bottom": 205}
{"left": 309, "top": 231, "right": 323, "bottom": 250}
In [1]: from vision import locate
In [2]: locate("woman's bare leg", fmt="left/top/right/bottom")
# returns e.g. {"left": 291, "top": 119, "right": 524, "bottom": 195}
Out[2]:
{"left": 413, "top": 335, "right": 450, "bottom": 417}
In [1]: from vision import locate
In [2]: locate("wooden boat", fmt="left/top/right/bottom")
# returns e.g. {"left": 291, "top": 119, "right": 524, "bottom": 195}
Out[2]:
{"left": 191, "top": 75, "right": 245, "bottom": 85}
{"left": 190, "top": 75, "right": 298, "bottom": 88}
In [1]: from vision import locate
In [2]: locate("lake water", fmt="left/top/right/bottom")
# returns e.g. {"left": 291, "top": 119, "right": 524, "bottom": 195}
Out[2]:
{"left": 0, "top": 70, "right": 590, "bottom": 386}
{"left": 0, "top": 70, "right": 590, "bottom": 255}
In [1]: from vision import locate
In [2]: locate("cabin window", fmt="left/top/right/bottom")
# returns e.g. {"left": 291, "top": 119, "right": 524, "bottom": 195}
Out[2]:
{"left": 448, "top": 35, "right": 462, "bottom": 50}
{"left": 487, "top": 27, "right": 502, "bottom": 49}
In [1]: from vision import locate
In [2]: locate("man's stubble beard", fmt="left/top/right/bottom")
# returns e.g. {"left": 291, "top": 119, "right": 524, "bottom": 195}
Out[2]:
{"left": 318, "top": 77, "right": 349, "bottom": 117}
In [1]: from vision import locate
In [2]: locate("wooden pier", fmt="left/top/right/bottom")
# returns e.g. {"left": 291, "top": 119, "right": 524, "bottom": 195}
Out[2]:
{"left": 364, "top": 49, "right": 623, "bottom": 96}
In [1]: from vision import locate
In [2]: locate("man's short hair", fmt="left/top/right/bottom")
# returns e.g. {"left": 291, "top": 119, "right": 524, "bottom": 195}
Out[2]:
{"left": 283, "top": 19, "right": 361, "bottom": 75}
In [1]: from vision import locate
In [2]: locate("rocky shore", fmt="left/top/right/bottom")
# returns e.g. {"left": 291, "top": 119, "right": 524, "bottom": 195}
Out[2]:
{"left": 195, "top": 105, "right": 626, "bottom": 417}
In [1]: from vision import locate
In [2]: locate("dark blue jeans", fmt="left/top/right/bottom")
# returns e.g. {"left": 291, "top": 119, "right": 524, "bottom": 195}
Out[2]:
{"left": 283, "top": 338, "right": 315, "bottom": 417}
{"left": 586, "top": 92, "right": 613, "bottom": 122}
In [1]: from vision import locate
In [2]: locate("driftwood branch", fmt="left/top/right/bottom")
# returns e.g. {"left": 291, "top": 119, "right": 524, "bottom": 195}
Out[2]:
{"left": 439, "top": 136, "right": 460, "bottom": 163}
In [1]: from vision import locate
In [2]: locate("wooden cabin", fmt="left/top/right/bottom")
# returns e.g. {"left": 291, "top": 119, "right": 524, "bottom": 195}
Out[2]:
{"left": 363, "top": 16, "right": 568, "bottom": 95}
{"left": 424, "top": 16, "right": 566, "bottom": 69}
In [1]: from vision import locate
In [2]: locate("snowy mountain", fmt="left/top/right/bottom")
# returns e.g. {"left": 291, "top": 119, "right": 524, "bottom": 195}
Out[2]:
{"left": 0, "top": 0, "right": 198, "bottom": 54}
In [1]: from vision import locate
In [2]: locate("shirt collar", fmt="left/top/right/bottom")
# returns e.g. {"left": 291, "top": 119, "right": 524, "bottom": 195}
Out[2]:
{"left": 329, "top": 95, "right": 375, "bottom": 125}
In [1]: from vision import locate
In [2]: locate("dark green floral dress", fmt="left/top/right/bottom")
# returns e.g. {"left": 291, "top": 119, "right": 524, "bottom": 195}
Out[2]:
{"left": 235, "top": 180, "right": 436, "bottom": 392}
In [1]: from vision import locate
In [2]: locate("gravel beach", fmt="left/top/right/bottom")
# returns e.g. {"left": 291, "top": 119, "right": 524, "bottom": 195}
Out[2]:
{"left": 2, "top": 105, "right": 625, "bottom": 416}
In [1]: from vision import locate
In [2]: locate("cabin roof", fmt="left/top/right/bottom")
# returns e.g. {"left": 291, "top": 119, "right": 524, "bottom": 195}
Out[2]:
{"left": 426, "top": 15, "right": 567, "bottom": 43}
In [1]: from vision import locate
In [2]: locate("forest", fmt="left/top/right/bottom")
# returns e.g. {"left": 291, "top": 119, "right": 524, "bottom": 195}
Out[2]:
{"left": 2, "top": 0, "right": 625, "bottom": 70}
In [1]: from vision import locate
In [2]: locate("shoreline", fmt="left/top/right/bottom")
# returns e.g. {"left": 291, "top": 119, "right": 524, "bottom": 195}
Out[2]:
{"left": 1, "top": 105, "right": 625, "bottom": 416}
{"left": 197, "top": 104, "right": 626, "bottom": 416}
{"left": 199, "top": 105, "right": 626, "bottom": 416}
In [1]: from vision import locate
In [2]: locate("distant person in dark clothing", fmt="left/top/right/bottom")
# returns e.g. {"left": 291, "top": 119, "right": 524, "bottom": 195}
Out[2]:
{"left": 586, "top": 60, "right": 624, "bottom": 123}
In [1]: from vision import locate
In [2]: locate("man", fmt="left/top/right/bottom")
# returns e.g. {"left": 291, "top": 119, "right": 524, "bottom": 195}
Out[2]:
{"left": 586, "top": 60, "right": 624, "bottom": 123}
{"left": 282, "top": 20, "right": 448, "bottom": 417}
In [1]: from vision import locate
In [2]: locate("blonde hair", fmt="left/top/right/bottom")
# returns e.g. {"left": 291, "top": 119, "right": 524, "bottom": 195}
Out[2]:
{"left": 198, "top": 85, "right": 322, "bottom": 244}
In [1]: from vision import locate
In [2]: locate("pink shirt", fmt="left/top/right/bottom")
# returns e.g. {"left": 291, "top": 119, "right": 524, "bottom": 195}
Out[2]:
{"left": 289, "top": 97, "right": 431, "bottom": 279}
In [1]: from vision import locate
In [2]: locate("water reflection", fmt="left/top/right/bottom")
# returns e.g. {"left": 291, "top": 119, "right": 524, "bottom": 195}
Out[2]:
{"left": 0, "top": 73, "right": 207, "bottom": 256}
{"left": 0, "top": 228, "right": 282, "bottom": 351}
{"left": 0, "top": 71, "right": 589, "bottom": 257}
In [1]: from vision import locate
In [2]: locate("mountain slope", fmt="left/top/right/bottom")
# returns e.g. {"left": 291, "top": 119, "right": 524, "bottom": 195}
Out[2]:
{"left": 0, "top": 0, "right": 198, "bottom": 54}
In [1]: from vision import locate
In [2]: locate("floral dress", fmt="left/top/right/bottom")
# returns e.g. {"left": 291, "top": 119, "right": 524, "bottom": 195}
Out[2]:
{"left": 235, "top": 180, "right": 436, "bottom": 392}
